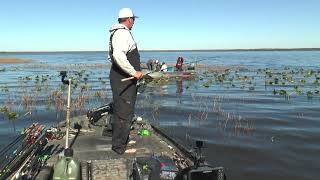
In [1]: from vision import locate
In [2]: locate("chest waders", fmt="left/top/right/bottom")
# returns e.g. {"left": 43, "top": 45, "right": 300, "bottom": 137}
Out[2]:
{"left": 109, "top": 29, "right": 141, "bottom": 154}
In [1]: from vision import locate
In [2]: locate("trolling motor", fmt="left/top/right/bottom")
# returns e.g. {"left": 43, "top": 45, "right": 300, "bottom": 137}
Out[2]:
{"left": 176, "top": 140, "right": 226, "bottom": 180}
{"left": 60, "top": 71, "right": 69, "bottom": 85}
{"left": 53, "top": 71, "right": 81, "bottom": 180}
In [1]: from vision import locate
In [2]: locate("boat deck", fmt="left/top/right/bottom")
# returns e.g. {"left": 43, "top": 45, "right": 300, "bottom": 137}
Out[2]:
{"left": 39, "top": 115, "right": 191, "bottom": 180}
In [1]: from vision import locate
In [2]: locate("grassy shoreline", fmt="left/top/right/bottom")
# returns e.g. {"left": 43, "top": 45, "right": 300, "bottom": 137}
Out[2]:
{"left": 0, "top": 57, "right": 34, "bottom": 64}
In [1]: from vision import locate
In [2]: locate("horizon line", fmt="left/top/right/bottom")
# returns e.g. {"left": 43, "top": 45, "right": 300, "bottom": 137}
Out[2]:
{"left": 1, "top": 48, "right": 320, "bottom": 53}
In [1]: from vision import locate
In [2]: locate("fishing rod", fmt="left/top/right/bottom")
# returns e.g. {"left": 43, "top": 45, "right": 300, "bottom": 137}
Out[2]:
{"left": 0, "top": 123, "right": 39, "bottom": 157}
{"left": 0, "top": 124, "right": 43, "bottom": 171}
{"left": 121, "top": 59, "right": 207, "bottom": 82}
{"left": 9, "top": 127, "right": 47, "bottom": 180}
{"left": 1, "top": 126, "right": 62, "bottom": 180}
{"left": 0, "top": 125, "right": 47, "bottom": 180}
{"left": 121, "top": 65, "right": 172, "bottom": 82}
{"left": 121, "top": 71, "right": 154, "bottom": 82}
{"left": 184, "top": 56, "right": 220, "bottom": 65}
{"left": 0, "top": 134, "right": 25, "bottom": 156}
{"left": 184, "top": 58, "right": 208, "bottom": 65}
{"left": 15, "top": 140, "right": 51, "bottom": 180}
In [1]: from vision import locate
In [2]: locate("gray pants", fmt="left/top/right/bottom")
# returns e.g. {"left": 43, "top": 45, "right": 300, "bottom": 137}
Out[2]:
{"left": 147, "top": 62, "right": 154, "bottom": 71}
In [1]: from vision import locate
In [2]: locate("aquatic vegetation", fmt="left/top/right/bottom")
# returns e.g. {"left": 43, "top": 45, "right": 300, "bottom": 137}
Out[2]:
{"left": 148, "top": 77, "right": 170, "bottom": 86}
{"left": 197, "top": 65, "right": 320, "bottom": 100}
{"left": 1, "top": 62, "right": 319, "bottom": 128}
{"left": 22, "top": 94, "right": 30, "bottom": 110}
{"left": 94, "top": 91, "right": 104, "bottom": 98}
{"left": 202, "top": 80, "right": 213, "bottom": 88}
{"left": 257, "top": 66, "right": 320, "bottom": 99}
{"left": 216, "top": 74, "right": 227, "bottom": 82}
{"left": 41, "top": 75, "right": 49, "bottom": 83}
{"left": 50, "top": 90, "right": 64, "bottom": 111}
{"left": 278, "top": 90, "right": 289, "bottom": 98}
{"left": 7, "top": 111, "right": 18, "bottom": 120}
{"left": 306, "top": 91, "right": 313, "bottom": 98}
{"left": 312, "top": 80, "right": 319, "bottom": 86}
{"left": 190, "top": 94, "right": 255, "bottom": 136}
{"left": 0, "top": 106, "right": 8, "bottom": 113}
{"left": 1, "top": 85, "right": 9, "bottom": 92}
{"left": 293, "top": 86, "right": 303, "bottom": 95}
{"left": 75, "top": 69, "right": 86, "bottom": 77}
{"left": 80, "top": 84, "right": 91, "bottom": 92}
{"left": 24, "top": 76, "right": 33, "bottom": 81}
{"left": 305, "top": 69, "right": 315, "bottom": 78}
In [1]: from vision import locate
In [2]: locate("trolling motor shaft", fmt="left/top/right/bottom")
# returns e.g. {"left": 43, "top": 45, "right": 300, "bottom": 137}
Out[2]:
{"left": 53, "top": 71, "right": 81, "bottom": 180}
{"left": 59, "top": 71, "right": 71, "bottom": 150}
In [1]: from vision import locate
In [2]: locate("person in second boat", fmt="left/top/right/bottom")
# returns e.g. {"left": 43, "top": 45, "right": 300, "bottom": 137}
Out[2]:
{"left": 155, "top": 60, "right": 161, "bottom": 71}
{"left": 146, "top": 59, "right": 159, "bottom": 71}
{"left": 176, "top": 56, "right": 184, "bottom": 71}
{"left": 160, "top": 62, "right": 168, "bottom": 72}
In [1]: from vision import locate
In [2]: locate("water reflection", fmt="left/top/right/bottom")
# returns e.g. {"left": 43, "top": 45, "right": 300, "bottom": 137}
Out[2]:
{"left": 176, "top": 80, "right": 183, "bottom": 95}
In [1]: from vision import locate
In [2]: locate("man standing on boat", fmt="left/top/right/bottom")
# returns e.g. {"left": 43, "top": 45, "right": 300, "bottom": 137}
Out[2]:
{"left": 108, "top": 8, "right": 143, "bottom": 154}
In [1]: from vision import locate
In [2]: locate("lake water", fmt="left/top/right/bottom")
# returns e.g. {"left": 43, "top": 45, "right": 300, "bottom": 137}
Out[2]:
{"left": 0, "top": 50, "right": 320, "bottom": 180}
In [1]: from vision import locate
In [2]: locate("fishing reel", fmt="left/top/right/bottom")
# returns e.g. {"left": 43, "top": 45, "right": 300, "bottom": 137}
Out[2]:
{"left": 137, "top": 78, "right": 148, "bottom": 93}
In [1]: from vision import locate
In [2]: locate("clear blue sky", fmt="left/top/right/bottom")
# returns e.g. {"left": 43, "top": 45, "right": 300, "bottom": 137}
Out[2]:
{"left": 1, "top": 0, "right": 319, "bottom": 51}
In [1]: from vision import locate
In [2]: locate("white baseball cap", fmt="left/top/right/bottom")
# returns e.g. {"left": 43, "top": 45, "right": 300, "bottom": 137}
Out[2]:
{"left": 118, "top": 8, "right": 138, "bottom": 18}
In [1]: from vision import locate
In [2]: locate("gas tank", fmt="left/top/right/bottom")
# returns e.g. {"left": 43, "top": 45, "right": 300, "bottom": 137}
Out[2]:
{"left": 53, "top": 156, "right": 81, "bottom": 180}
